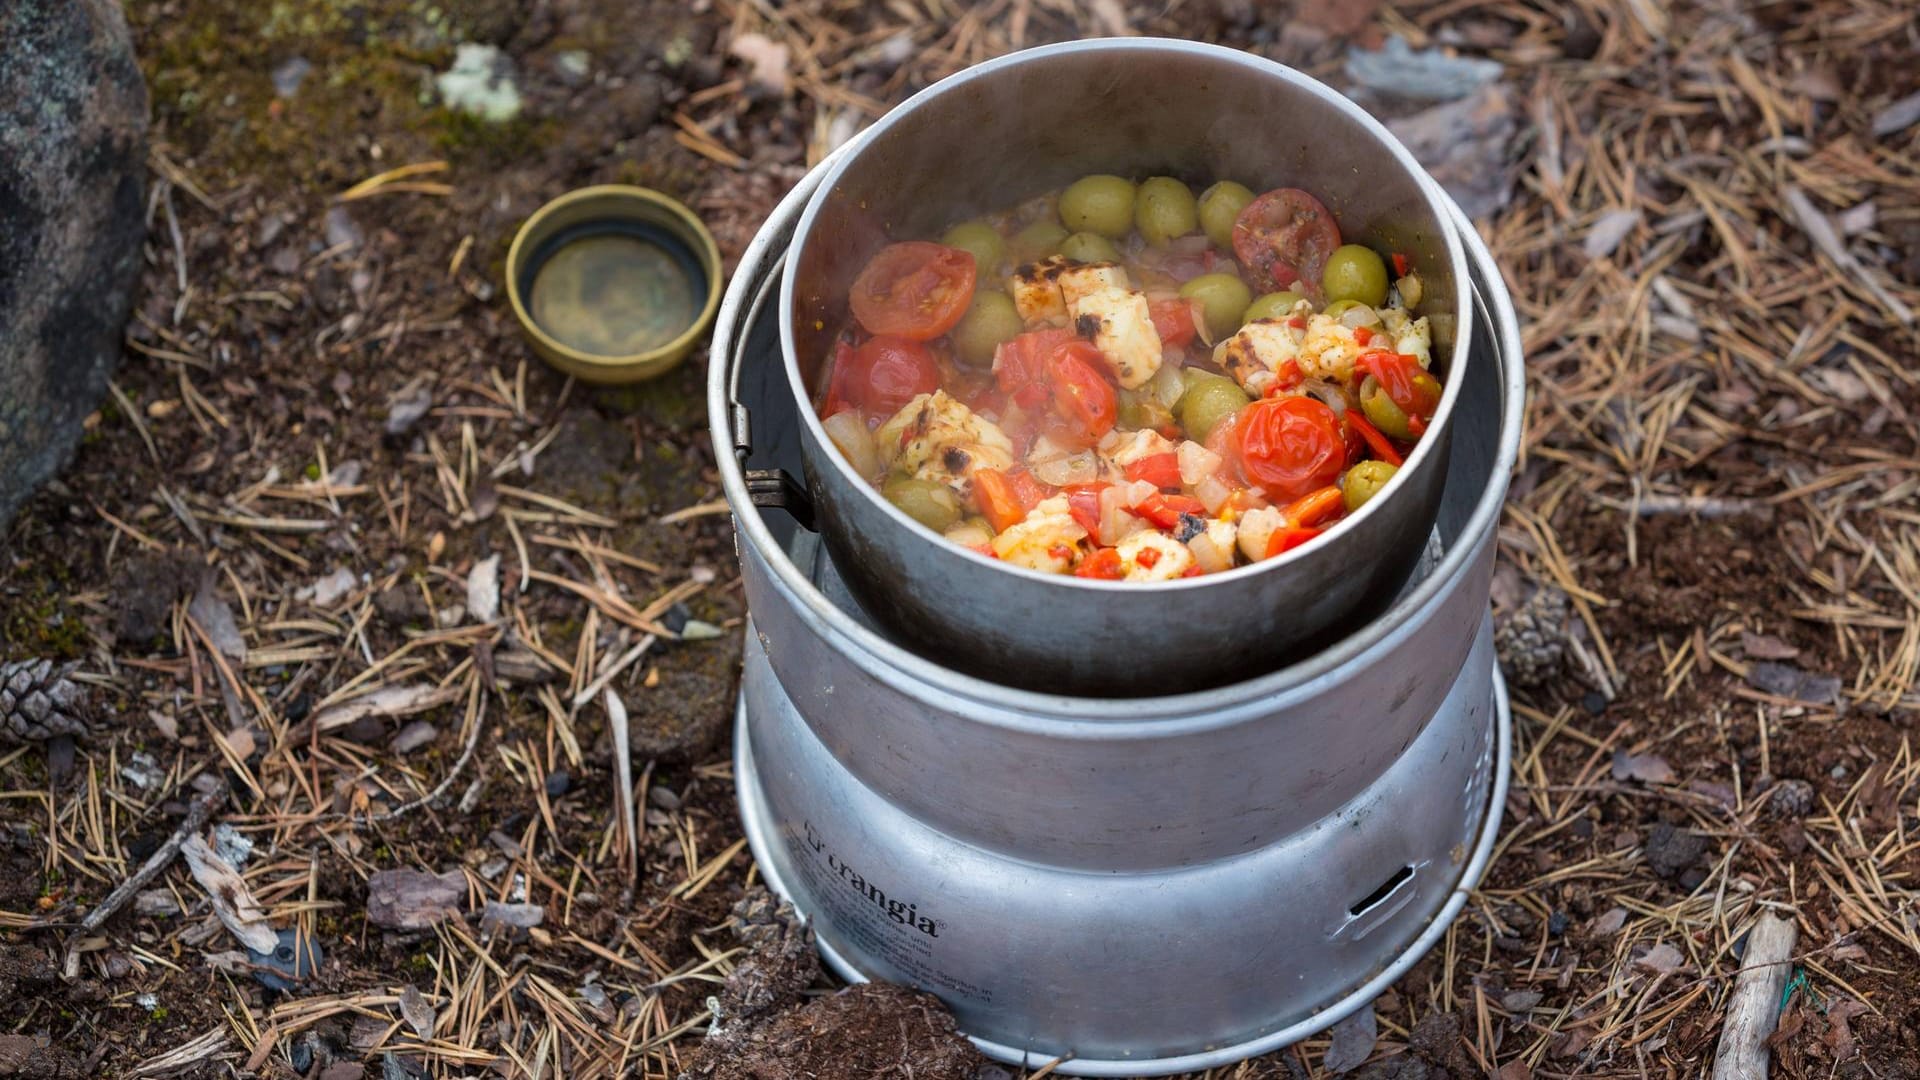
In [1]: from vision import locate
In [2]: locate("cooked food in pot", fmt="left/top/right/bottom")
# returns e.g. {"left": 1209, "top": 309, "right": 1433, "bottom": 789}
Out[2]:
{"left": 815, "top": 176, "right": 1439, "bottom": 580}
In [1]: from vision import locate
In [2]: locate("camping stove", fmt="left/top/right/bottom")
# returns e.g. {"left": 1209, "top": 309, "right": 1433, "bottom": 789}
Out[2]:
{"left": 709, "top": 157, "right": 1524, "bottom": 1074}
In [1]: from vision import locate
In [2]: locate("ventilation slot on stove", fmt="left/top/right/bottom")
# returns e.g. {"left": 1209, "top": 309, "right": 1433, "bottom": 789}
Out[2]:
{"left": 1349, "top": 865, "right": 1415, "bottom": 918}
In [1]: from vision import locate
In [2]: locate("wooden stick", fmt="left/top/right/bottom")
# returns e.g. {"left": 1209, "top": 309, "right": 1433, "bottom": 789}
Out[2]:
{"left": 1711, "top": 912, "right": 1799, "bottom": 1080}
{"left": 63, "top": 781, "right": 228, "bottom": 979}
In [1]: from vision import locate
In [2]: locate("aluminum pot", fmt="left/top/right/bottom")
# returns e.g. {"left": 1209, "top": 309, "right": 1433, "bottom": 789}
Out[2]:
{"left": 712, "top": 151, "right": 1525, "bottom": 1068}
{"left": 779, "top": 38, "right": 1474, "bottom": 696}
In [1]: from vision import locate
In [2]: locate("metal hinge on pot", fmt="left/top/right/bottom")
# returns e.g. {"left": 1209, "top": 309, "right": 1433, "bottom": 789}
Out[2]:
{"left": 745, "top": 469, "right": 815, "bottom": 531}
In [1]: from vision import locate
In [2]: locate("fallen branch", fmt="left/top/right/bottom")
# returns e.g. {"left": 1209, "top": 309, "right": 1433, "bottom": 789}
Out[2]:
{"left": 63, "top": 781, "right": 228, "bottom": 979}
{"left": 1711, "top": 911, "right": 1799, "bottom": 1080}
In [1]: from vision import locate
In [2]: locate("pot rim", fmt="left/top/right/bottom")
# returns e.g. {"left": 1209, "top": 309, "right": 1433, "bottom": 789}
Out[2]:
{"left": 778, "top": 37, "right": 1475, "bottom": 592}
{"left": 712, "top": 145, "right": 1525, "bottom": 722}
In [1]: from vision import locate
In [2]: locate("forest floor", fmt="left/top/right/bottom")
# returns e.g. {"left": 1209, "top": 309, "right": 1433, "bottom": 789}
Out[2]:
{"left": 3, "top": 0, "right": 1919, "bottom": 1077}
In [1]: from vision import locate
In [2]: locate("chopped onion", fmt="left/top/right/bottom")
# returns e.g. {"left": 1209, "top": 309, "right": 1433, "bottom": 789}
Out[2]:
{"left": 1149, "top": 363, "right": 1186, "bottom": 410}
{"left": 1177, "top": 441, "right": 1223, "bottom": 487}
{"left": 1188, "top": 532, "right": 1235, "bottom": 574}
{"left": 822, "top": 411, "right": 880, "bottom": 478}
{"left": 1338, "top": 303, "right": 1382, "bottom": 330}
{"left": 1195, "top": 475, "right": 1234, "bottom": 515}
{"left": 1096, "top": 485, "right": 1145, "bottom": 546}
{"left": 1302, "top": 379, "right": 1349, "bottom": 417}
{"left": 1396, "top": 272, "right": 1424, "bottom": 308}
{"left": 1032, "top": 450, "right": 1099, "bottom": 487}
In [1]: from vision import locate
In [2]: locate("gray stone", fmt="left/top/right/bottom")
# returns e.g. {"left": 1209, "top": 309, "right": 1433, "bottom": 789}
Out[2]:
{"left": 0, "top": 0, "right": 149, "bottom": 526}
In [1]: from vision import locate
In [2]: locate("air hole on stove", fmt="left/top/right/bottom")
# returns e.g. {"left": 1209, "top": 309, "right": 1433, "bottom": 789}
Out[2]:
{"left": 1350, "top": 865, "right": 1415, "bottom": 917}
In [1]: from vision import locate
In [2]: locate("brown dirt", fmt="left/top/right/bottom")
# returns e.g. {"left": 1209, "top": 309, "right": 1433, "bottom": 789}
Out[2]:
{"left": 2, "top": 0, "right": 1918, "bottom": 1078}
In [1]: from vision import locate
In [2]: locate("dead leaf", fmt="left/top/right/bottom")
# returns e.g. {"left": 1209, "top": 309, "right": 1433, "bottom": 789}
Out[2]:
{"left": 389, "top": 720, "right": 438, "bottom": 755}
{"left": 302, "top": 567, "right": 359, "bottom": 608}
{"left": 180, "top": 834, "right": 279, "bottom": 953}
{"left": 1634, "top": 941, "right": 1686, "bottom": 975}
{"left": 1491, "top": 1062, "right": 1531, "bottom": 1080}
{"left": 188, "top": 578, "right": 247, "bottom": 660}
{"left": 1745, "top": 661, "right": 1842, "bottom": 704}
{"left": 310, "top": 683, "right": 462, "bottom": 733}
{"left": 1590, "top": 907, "right": 1629, "bottom": 936}
{"left": 1583, "top": 209, "right": 1642, "bottom": 259}
{"left": 1501, "top": 990, "right": 1543, "bottom": 1012}
{"left": 1322, "top": 1001, "right": 1378, "bottom": 1073}
{"left": 1872, "top": 89, "right": 1920, "bottom": 137}
{"left": 366, "top": 868, "right": 467, "bottom": 930}
{"left": 385, "top": 377, "right": 434, "bottom": 436}
{"left": 1296, "top": 0, "right": 1381, "bottom": 36}
{"left": 1387, "top": 84, "right": 1518, "bottom": 220}
{"left": 399, "top": 985, "right": 436, "bottom": 1040}
{"left": 728, "top": 32, "right": 791, "bottom": 98}
{"left": 1740, "top": 632, "right": 1801, "bottom": 660}
{"left": 1611, "top": 749, "right": 1675, "bottom": 784}
{"left": 466, "top": 554, "right": 500, "bottom": 624}
{"left": 1823, "top": 998, "right": 1868, "bottom": 1061}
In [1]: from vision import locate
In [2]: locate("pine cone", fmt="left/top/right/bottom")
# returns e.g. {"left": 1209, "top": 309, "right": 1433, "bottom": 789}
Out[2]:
{"left": 1495, "top": 584, "right": 1572, "bottom": 691}
{"left": 0, "top": 659, "right": 95, "bottom": 744}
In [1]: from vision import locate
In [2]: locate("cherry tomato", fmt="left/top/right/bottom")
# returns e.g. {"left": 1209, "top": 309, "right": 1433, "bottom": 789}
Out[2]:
{"left": 1232, "top": 188, "right": 1341, "bottom": 299}
{"left": 1047, "top": 341, "right": 1118, "bottom": 446}
{"left": 993, "top": 328, "right": 1079, "bottom": 409}
{"left": 1123, "top": 452, "right": 1183, "bottom": 490}
{"left": 849, "top": 242, "right": 977, "bottom": 340}
{"left": 1075, "top": 548, "right": 1125, "bottom": 579}
{"left": 1064, "top": 484, "right": 1108, "bottom": 536}
{"left": 1231, "top": 395, "right": 1346, "bottom": 502}
{"left": 1345, "top": 411, "right": 1404, "bottom": 466}
{"left": 820, "top": 340, "right": 857, "bottom": 417}
{"left": 1148, "top": 298, "right": 1199, "bottom": 350}
{"left": 841, "top": 336, "right": 940, "bottom": 416}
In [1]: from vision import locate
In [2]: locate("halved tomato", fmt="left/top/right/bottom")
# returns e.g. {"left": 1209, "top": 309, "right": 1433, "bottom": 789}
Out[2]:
{"left": 1232, "top": 188, "right": 1341, "bottom": 299}
{"left": 1148, "top": 298, "right": 1200, "bottom": 350}
{"left": 1231, "top": 395, "right": 1346, "bottom": 502}
{"left": 993, "top": 328, "right": 1079, "bottom": 409}
{"left": 1046, "top": 341, "right": 1118, "bottom": 446}
{"left": 841, "top": 336, "right": 940, "bottom": 416}
{"left": 849, "top": 242, "right": 977, "bottom": 340}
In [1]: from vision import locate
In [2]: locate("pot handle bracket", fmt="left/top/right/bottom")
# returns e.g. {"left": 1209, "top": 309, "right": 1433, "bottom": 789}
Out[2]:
{"left": 726, "top": 252, "right": 818, "bottom": 533}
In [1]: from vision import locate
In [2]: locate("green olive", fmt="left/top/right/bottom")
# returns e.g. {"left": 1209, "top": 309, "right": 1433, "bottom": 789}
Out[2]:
{"left": 1135, "top": 176, "right": 1199, "bottom": 247}
{"left": 1117, "top": 389, "right": 1174, "bottom": 432}
{"left": 951, "top": 291, "right": 1024, "bottom": 367}
{"left": 1058, "top": 175, "right": 1137, "bottom": 239}
{"left": 941, "top": 221, "right": 1004, "bottom": 275}
{"left": 1321, "top": 298, "right": 1382, "bottom": 326}
{"left": 1175, "top": 370, "right": 1252, "bottom": 442}
{"left": 1010, "top": 219, "right": 1069, "bottom": 264}
{"left": 1198, "top": 181, "right": 1255, "bottom": 250}
{"left": 1059, "top": 231, "right": 1122, "bottom": 264}
{"left": 1357, "top": 373, "right": 1437, "bottom": 440}
{"left": 1243, "top": 290, "right": 1308, "bottom": 324}
{"left": 1322, "top": 244, "right": 1390, "bottom": 308}
{"left": 1178, "top": 273, "right": 1253, "bottom": 340}
{"left": 883, "top": 475, "right": 962, "bottom": 532}
{"left": 1343, "top": 460, "right": 1399, "bottom": 512}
